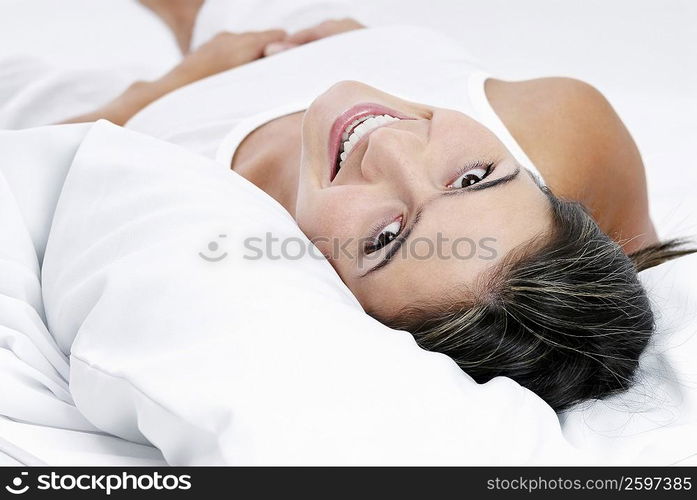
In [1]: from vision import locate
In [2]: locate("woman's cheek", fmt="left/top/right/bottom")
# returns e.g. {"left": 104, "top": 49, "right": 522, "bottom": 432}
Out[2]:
{"left": 299, "top": 192, "right": 365, "bottom": 259}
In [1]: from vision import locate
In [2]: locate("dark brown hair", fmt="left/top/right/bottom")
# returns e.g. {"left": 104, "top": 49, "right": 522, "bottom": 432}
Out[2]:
{"left": 379, "top": 187, "right": 696, "bottom": 412}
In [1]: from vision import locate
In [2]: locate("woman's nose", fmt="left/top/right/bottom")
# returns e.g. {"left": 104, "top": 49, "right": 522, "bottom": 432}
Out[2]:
{"left": 359, "top": 124, "right": 430, "bottom": 196}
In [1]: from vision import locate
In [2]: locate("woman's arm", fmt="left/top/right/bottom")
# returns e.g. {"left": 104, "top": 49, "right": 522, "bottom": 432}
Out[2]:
{"left": 138, "top": 0, "right": 205, "bottom": 54}
{"left": 61, "top": 18, "right": 366, "bottom": 126}
{"left": 61, "top": 29, "right": 286, "bottom": 126}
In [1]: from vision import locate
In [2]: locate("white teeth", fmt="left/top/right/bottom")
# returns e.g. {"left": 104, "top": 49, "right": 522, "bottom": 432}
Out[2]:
{"left": 337, "top": 114, "right": 400, "bottom": 171}
{"left": 354, "top": 122, "right": 369, "bottom": 135}
{"left": 341, "top": 118, "right": 364, "bottom": 141}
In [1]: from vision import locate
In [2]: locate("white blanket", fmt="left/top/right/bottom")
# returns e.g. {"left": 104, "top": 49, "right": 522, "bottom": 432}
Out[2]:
{"left": 0, "top": 124, "right": 165, "bottom": 465}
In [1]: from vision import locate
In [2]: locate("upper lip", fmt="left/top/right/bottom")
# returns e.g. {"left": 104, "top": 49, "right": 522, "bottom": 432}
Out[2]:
{"left": 328, "top": 103, "right": 413, "bottom": 182}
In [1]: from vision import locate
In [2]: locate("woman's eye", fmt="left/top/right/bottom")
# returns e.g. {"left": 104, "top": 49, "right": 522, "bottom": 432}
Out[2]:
{"left": 449, "top": 163, "right": 493, "bottom": 189}
{"left": 365, "top": 218, "right": 402, "bottom": 254}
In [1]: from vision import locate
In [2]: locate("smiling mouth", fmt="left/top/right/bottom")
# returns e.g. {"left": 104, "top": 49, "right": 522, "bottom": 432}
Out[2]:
{"left": 328, "top": 103, "right": 412, "bottom": 182}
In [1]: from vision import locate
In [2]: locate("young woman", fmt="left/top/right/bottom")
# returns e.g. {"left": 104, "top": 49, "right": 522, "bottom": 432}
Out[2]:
{"left": 62, "top": 4, "right": 694, "bottom": 412}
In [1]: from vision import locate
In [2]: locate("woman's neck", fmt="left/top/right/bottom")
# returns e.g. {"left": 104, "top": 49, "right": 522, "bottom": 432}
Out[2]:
{"left": 230, "top": 111, "right": 304, "bottom": 217}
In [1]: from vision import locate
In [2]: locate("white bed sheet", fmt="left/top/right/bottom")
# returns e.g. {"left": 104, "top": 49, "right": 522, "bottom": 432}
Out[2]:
{"left": 0, "top": 0, "right": 695, "bottom": 465}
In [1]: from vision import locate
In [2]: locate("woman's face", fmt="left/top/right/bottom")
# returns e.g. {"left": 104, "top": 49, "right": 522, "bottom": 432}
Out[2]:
{"left": 294, "top": 81, "right": 551, "bottom": 318}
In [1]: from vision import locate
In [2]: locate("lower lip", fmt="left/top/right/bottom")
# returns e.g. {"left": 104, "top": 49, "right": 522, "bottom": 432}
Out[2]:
{"left": 328, "top": 103, "right": 412, "bottom": 182}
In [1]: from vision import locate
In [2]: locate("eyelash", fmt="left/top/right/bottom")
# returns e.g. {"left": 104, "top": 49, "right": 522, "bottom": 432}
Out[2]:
{"left": 447, "top": 161, "right": 495, "bottom": 189}
{"left": 365, "top": 216, "right": 403, "bottom": 255}
{"left": 364, "top": 161, "right": 496, "bottom": 254}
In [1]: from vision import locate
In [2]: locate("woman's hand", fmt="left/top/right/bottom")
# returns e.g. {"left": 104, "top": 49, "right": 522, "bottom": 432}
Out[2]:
{"left": 264, "top": 18, "right": 365, "bottom": 57}
{"left": 165, "top": 29, "right": 287, "bottom": 88}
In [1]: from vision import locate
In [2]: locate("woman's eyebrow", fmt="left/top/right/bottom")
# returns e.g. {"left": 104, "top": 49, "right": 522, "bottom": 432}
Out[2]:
{"left": 361, "top": 166, "right": 521, "bottom": 277}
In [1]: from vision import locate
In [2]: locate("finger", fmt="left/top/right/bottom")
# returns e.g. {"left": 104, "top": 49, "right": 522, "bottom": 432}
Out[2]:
{"left": 264, "top": 41, "right": 299, "bottom": 57}
{"left": 284, "top": 26, "right": 322, "bottom": 45}
{"left": 252, "top": 29, "right": 288, "bottom": 44}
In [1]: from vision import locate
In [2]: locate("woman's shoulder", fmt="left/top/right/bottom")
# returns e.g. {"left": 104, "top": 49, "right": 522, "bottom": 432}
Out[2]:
{"left": 485, "top": 76, "right": 657, "bottom": 252}
{"left": 484, "top": 76, "right": 616, "bottom": 196}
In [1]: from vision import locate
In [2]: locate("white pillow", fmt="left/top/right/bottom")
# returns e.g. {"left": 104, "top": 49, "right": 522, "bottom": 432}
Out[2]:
{"left": 42, "top": 120, "right": 583, "bottom": 465}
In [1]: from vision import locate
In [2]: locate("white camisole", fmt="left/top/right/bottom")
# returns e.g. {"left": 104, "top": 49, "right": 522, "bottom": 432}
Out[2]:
{"left": 126, "top": 25, "right": 545, "bottom": 184}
